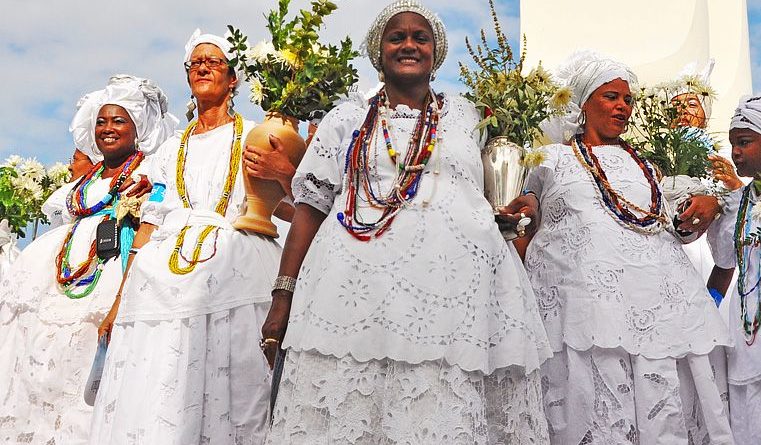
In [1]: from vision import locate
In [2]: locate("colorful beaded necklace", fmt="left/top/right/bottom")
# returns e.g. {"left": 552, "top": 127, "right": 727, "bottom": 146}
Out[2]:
{"left": 734, "top": 185, "right": 761, "bottom": 344}
{"left": 168, "top": 113, "right": 243, "bottom": 275}
{"left": 338, "top": 88, "right": 441, "bottom": 241}
{"left": 572, "top": 134, "right": 668, "bottom": 233}
{"left": 56, "top": 151, "right": 143, "bottom": 299}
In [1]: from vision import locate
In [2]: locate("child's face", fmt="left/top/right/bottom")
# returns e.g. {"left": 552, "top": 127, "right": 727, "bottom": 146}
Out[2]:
{"left": 730, "top": 127, "right": 761, "bottom": 178}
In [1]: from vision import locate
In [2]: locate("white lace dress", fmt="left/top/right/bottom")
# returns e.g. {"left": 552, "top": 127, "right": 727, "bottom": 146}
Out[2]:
{"left": 525, "top": 143, "right": 733, "bottom": 444}
{"left": 88, "top": 120, "right": 278, "bottom": 445}
{"left": 0, "top": 176, "right": 140, "bottom": 445}
{"left": 707, "top": 185, "right": 761, "bottom": 443}
{"left": 266, "top": 95, "right": 553, "bottom": 444}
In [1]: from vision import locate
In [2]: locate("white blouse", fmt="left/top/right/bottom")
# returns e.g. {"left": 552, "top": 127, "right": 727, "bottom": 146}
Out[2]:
{"left": 282, "top": 94, "right": 552, "bottom": 374}
{"left": 524, "top": 143, "right": 730, "bottom": 359}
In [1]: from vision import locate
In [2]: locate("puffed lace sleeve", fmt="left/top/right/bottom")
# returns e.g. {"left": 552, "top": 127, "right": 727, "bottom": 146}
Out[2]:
{"left": 524, "top": 144, "right": 561, "bottom": 200}
{"left": 140, "top": 137, "right": 180, "bottom": 227}
{"left": 707, "top": 187, "right": 742, "bottom": 269}
{"left": 42, "top": 182, "right": 77, "bottom": 227}
{"left": 293, "top": 102, "right": 363, "bottom": 214}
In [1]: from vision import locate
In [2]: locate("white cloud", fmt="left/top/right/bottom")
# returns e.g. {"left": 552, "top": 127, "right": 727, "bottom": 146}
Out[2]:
{"left": 0, "top": 0, "right": 520, "bottom": 165}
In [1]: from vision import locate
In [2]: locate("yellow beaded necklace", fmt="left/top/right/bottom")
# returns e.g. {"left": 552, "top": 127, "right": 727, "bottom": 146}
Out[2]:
{"left": 168, "top": 113, "right": 243, "bottom": 275}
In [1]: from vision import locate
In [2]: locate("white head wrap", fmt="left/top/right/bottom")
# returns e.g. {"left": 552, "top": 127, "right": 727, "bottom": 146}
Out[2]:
{"left": 70, "top": 74, "right": 179, "bottom": 163}
{"left": 362, "top": 0, "right": 448, "bottom": 74}
{"left": 183, "top": 28, "right": 242, "bottom": 82}
{"left": 670, "top": 59, "right": 715, "bottom": 120}
{"left": 730, "top": 95, "right": 761, "bottom": 135}
{"left": 540, "top": 50, "right": 638, "bottom": 143}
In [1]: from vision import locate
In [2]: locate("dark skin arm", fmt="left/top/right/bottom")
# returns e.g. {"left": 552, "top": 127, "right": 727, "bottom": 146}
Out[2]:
{"left": 97, "top": 222, "right": 157, "bottom": 343}
{"left": 260, "top": 203, "right": 327, "bottom": 368}
{"left": 707, "top": 265, "right": 735, "bottom": 298}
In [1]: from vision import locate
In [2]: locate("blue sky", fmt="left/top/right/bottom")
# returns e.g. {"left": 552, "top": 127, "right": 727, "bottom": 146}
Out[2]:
{"left": 0, "top": 0, "right": 758, "bottom": 167}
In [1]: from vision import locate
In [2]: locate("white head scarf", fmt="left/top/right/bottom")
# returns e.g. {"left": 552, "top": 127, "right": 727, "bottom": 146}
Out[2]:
{"left": 669, "top": 59, "right": 715, "bottom": 120}
{"left": 540, "top": 50, "right": 638, "bottom": 143}
{"left": 183, "top": 28, "right": 242, "bottom": 82}
{"left": 70, "top": 74, "right": 179, "bottom": 163}
{"left": 730, "top": 95, "right": 761, "bottom": 135}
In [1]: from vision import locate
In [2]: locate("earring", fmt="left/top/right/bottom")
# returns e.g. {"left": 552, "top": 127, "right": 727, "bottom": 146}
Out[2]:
{"left": 378, "top": 71, "right": 385, "bottom": 83}
{"left": 185, "top": 95, "right": 196, "bottom": 122}
{"left": 134, "top": 138, "right": 140, "bottom": 152}
{"left": 430, "top": 71, "right": 436, "bottom": 81}
{"left": 227, "top": 89, "right": 236, "bottom": 119}
{"left": 579, "top": 111, "right": 586, "bottom": 127}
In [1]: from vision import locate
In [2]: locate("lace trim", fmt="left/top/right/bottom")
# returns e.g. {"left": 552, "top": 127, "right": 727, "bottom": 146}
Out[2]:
{"left": 293, "top": 173, "right": 340, "bottom": 215}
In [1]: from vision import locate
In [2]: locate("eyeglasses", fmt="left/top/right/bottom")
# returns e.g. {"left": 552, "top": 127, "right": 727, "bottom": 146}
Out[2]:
{"left": 184, "top": 57, "right": 227, "bottom": 71}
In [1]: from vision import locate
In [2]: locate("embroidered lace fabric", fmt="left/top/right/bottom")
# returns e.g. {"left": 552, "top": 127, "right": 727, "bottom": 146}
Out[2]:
{"left": 267, "top": 349, "right": 548, "bottom": 444}
{"left": 524, "top": 144, "right": 730, "bottom": 359}
{"left": 286, "top": 94, "right": 552, "bottom": 374}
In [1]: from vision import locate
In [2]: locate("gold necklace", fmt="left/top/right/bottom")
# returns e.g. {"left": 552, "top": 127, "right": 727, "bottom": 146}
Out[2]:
{"left": 169, "top": 113, "right": 243, "bottom": 275}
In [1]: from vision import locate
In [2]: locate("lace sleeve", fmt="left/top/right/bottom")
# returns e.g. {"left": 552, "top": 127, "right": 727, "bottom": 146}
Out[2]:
{"left": 707, "top": 188, "right": 742, "bottom": 269}
{"left": 293, "top": 102, "right": 363, "bottom": 214}
{"left": 524, "top": 144, "right": 561, "bottom": 200}
{"left": 140, "top": 137, "right": 178, "bottom": 226}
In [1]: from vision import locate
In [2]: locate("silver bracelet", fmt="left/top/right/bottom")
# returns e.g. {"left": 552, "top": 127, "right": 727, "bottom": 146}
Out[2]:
{"left": 273, "top": 275, "right": 297, "bottom": 294}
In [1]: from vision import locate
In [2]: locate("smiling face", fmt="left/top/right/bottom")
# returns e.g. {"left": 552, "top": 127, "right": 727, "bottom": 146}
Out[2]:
{"left": 94, "top": 104, "right": 137, "bottom": 162}
{"left": 672, "top": 93, "right": 707, "bottom": 129}
{"left": 730, "top": 127, "right": 761, "bottom": 177}
{"left": 582, "top": 78, "right": 633, "bottom": 143}
{"left": 186, "top": 43, "right": 237, "bottom": 104}
{"left": 380, "top": 12, "right": 434, "bottom": 86}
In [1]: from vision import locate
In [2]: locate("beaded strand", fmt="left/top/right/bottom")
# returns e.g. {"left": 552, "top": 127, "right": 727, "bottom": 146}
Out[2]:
{"left": 734, "top": 185, "right": 761, "bottom": 344}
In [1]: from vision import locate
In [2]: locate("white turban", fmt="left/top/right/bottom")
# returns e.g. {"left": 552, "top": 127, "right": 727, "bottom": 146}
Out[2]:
{"left": 183, "top": 28, "right": 242, "bottom": 82}
{"left": 730, "top": 95, "right": 761, "bottom": 135}
{"left": 540, "top": 50, "right": 638, "bottom": 144}
{"left": 70, "top": 74, "right": 179, "bottom": 163}
{"left": 671, "top": 59, "right": 715, "bottom": 120}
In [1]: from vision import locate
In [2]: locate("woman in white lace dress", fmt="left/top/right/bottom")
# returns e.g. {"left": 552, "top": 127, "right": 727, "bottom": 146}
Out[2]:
{"left": 261, "top": 2, "right": 552, "bottom": 444}
{"left": 0, "top": 74, "right": 176, "bottom": 445}
{"left": 526, "top": 51, "right": 734, "bottom": 444}
{"left": 88, "top": 30, "right": 297, "bottom": 445}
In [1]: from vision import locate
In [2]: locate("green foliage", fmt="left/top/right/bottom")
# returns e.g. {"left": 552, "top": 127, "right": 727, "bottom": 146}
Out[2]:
{"left": 459, "top": 0, "right": 564, "bottom": 145}
{"left": 0, "top": 158, "right": 70, "bottom": 237}
{"left": 629, "top": 87, "right": 716, "bottom": 178}
{"left": 228, "top": 0, "right": 359, "bottom": 121}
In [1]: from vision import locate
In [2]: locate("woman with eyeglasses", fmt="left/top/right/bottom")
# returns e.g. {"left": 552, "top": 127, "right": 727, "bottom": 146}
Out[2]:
{"left": 88, "top": 29, "right": 297, "bottom": 444}
{"left": 0, "top": 74, "right": 177, "bottom": 445}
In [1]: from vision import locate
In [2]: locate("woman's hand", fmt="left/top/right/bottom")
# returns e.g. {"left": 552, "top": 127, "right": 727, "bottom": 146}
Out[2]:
{"left": 676, "top": 195, "right": 720, "bottom": 234}
{"left": 243, "top": 135, "right": 296, "bottom": 184}
{"left": 97, "top": 305, "right": 118, "bottom": 344}
{"left": 708, "top": 154, "right": 743, "bottom": 191}
{"left": 118, "top": 174, "right": 153, "bottom": 198}
{"left": 495, "top": 193, "right": 541, "bottom": 238}
{"left": 260, "top": 291, "right": 293, "bottom": 369}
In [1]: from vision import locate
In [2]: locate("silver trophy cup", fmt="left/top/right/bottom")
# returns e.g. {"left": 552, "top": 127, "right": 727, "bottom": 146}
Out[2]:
{"left": 482, "top": 137, "right": 532, "bottom": 241}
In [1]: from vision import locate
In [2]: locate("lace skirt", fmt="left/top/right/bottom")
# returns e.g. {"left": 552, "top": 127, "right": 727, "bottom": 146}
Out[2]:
{"left": 266, "top": 349, "right": 549, "bottom": 444}
{"left": 88, "top": 302, "right": 271, "bottom": 445}
{"left": 541, "top": 346, "right": 733, "bottom": 445}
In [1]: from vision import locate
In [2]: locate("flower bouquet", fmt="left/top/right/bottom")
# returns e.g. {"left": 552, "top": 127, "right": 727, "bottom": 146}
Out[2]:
{"left": 226, "top": 0, "right": 358, "bottom": 237}
{"left": 0, "top": 156, "right": 70, "bottom": 237}
{"left": 628, "top": 78, "right": 720, "bottom": 238}
{"left": 459, "top": 0, "right": 566, "bottom": 239}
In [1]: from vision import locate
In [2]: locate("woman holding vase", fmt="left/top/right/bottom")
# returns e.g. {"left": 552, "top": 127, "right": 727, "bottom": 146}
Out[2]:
{"left": 89, "top": 29, "right": 297, "bottom": 444}
{"left": 528, "top": 51, "right": 733, "bottom": 444}
{"left": 262, "top": 2, "right": 552, "bottom": 443}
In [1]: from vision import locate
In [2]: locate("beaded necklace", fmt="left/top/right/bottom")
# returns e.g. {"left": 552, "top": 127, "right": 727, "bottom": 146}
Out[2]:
{"left": 571, "top": 135, "right": 668, "bottom": 234}
{"left": 734, "top": 185, "right": 761, "bottom": 344}
{"left": 338, "top": 88, "right": 440, "bottom": 241}
{"left": 56, "top": 151, "right": 143, "bottom": 299}
{"left": 168, "top": 113, "right": 243, "bottom": 275}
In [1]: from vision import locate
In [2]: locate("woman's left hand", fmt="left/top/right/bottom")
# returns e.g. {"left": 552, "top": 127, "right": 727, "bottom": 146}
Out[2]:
{"left": 118, "top": 174, "right": 152, "bottom": 198}
{"left": 495, "top": 193, "right": 541, "bottom": 238}
{"left": 243, "top": 134, "right": 296, "bottom": 184}
{"left": 677, "top": 195, "right": 720, "bottom": 234}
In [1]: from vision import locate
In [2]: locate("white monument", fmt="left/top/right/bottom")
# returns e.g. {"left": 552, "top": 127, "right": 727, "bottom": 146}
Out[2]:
{"left": 519, "top": 0, "right": 752, "bottom": 146}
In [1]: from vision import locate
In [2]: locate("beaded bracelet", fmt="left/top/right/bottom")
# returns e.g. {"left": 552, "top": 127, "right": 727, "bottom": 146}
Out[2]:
{"left": 272, "top": 275, "right": 297, "bottom": 294}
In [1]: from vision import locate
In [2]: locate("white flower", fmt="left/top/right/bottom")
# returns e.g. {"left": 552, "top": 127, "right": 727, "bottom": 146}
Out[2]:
{"left": 12, "top": 175, "right": 43, "bottom": 200}
{"left": 246, "top": 41, "right": 277, "bottom": 64}
{"left": 47, "top": 162, "right": 71, "bottom": 186}
{"left": 19, "top": 158, "right": 44, "bottom": 181}
{"left": 751, "top": 204, "right": 761, "bottom": 223}
{"left": 249, "top": 78, "right": 265, "bottom": 105}
{"left": 4, "top": 155, "right": 22, "bottom": 167}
